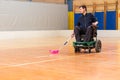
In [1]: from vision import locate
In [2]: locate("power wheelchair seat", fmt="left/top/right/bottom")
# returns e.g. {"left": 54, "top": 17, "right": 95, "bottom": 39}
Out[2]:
{"left": 73, "top": 26, "right": 102, "bottom": 53}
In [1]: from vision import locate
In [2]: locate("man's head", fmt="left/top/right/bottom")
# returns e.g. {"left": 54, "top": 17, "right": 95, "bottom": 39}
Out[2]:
{"left": 79, "top": 5, "right": 87, "bottom": 14}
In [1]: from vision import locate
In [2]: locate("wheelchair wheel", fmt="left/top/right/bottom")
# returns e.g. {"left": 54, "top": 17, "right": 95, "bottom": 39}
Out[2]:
{"left": 74, "top": 46, "right": 81, "bottom": 53}
{"left": 95, "top": 40, "right": 102, "bottom": 53}
{"left": 88, "top": 48, "right": 91, "bottom": 53}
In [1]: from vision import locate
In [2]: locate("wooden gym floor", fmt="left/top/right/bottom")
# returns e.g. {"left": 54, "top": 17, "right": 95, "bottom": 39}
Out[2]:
{"left": 0, "top": 37, "right": 120, "bottom": 80}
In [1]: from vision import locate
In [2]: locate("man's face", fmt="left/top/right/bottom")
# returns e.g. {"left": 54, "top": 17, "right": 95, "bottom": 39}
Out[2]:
{"left": 79, "top": 7, "right": 86, "bottom": 14}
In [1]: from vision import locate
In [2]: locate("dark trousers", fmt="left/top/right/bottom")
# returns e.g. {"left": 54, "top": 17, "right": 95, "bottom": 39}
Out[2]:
{"left": 74, "top": 26, "right": 94, "bottom": 42}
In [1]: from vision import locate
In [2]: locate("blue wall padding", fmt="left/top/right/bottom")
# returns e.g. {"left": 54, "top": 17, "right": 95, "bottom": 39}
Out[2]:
{"left": 74, "top": 11, "right": 116, "bottom": 30}
{"left": 74, "top": 13, "right": 81, "bottom": 26}
{"left": 94, "top": 12, "right": 104, "bottom": 30}
{"left": 106, "top": 11, "right": 116, "bottom": 30}
{"left": 74, "top": 13, "right": 104, "bottom": 30}
{"left": 67, "top": 0, "right": 73, "bottom": 11}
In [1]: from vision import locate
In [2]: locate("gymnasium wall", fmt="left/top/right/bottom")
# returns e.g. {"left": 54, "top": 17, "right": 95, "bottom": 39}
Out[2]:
{"left": 0, "top": 1, "right": 68, "bottom": 31}
{"left": 72, "top": 0, "right": 119, "bottom": 30}
{"left": 118, "top": 0, "right": 120, "bottom": 30}
{"left": 118, "top": 10, "right": 120, "bottom": 29}
{"left": 73, "top": 0, "right": 117, "bottom": 12}
{"left": 32, "top": 0, "right": 65, "bottom": 4}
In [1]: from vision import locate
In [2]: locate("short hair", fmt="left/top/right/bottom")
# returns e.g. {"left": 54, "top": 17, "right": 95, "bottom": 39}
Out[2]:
{"left": 79, "top": 5, "right": 87, "bottom": 11}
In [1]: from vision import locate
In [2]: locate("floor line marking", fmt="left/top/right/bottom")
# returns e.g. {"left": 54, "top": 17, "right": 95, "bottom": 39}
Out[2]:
{"left": 6, "top": 56, "right": 74, "bottom": 67}
{"left": 34, "top": 55, "right": 51, "bottom": 58}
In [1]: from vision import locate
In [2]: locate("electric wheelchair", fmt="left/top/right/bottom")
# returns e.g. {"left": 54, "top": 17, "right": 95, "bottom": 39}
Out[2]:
{"left": 73, "top": 26, "right": 102, "bottom": 53}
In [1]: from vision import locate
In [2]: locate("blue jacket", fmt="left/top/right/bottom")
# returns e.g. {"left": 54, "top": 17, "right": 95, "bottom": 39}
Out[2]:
{"left": 77, "top": 13, "right": 97, "bottom": 30}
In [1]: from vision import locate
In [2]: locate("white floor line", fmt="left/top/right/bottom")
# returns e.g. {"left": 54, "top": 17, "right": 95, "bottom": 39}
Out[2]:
{"left": 7, "top": 56, "right": 73, "bottom": 67}
{"left": 34, "top": 54, "right": 66, "bottom": 58}
{"left": 34, "top": 55, "right": 50, "bottom": 58}
{"left": 0, "top": 63, "right": 13, "bottom": 66}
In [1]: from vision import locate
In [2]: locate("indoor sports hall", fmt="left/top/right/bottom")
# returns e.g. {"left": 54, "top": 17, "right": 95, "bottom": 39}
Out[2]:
{"left": 0, "top": 0, "right": 120, "bottom": 80}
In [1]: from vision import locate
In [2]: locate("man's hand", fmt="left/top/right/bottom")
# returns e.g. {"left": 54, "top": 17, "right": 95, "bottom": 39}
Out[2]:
{"left": 92, "top": 21, "right": 98, "bottom": 26}
{"left": 71, "top": 33, "right": 75, "bottom": 38}
{"left": 92, "top": 21, "right": 98, "bottom": 29}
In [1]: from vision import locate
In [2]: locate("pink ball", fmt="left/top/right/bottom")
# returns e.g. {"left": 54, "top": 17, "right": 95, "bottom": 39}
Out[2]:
{"left": 49, "top": 50, "right": 59, "bottom": 54}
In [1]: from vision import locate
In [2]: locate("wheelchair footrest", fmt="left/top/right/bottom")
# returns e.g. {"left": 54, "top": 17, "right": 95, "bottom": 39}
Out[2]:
{"left": 73, "top": 41, "right": 95, "bottom": 47}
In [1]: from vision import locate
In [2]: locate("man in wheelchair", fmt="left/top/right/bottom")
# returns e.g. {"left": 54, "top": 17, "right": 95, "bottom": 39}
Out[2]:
{"left": 71, "top": 5, "right": 100, "bottom": 53}
{"left": 71, "top": 5, "right": 98, "bottom": 42}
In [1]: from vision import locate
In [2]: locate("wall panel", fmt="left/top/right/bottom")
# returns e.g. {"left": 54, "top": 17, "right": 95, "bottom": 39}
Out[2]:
{"left": 73, "top": 0, "right": 118, "bottom": 13}
{"left": 0, "top": 1, "right": 68, "bottom": 30}
{"left": 32, "top": 0, "right": 65, "bottom": 4}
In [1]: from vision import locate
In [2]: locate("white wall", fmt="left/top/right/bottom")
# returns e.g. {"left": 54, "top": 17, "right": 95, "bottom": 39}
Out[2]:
{"left": 0, "top": 1, "right": 68, "bottom": 30}
{"left": 0, "top": 30, "right": 120, "bottom": 39}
